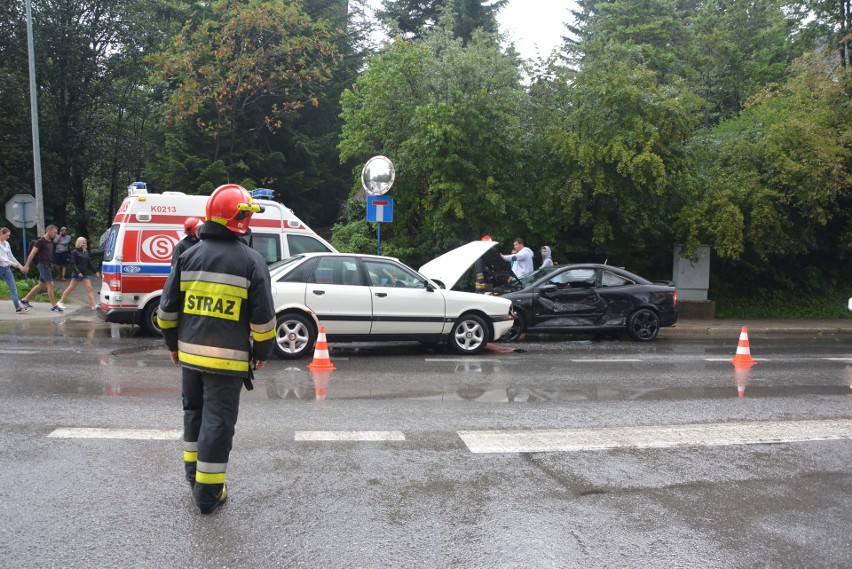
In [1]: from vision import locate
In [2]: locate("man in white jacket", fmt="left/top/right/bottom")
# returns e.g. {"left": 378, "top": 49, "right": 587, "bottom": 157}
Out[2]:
{"left": 501, "top": 237, "right": 534, "bottom": 278}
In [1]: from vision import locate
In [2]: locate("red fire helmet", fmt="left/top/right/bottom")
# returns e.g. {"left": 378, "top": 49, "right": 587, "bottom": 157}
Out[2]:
{"left": 183, "top": 217, "right": 202, "bottom": 236}
{"left": 206, "top": 184, "right": 264, "bottom": 234}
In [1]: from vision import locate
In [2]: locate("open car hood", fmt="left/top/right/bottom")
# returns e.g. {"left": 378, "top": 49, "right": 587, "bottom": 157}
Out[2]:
{"left": 419, "top": 240, "right": 517, "bottom": 291}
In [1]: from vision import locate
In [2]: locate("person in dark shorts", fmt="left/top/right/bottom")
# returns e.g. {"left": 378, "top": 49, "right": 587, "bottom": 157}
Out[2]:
{"left": 20, "top": 225, "right": 64, "bottom": 313}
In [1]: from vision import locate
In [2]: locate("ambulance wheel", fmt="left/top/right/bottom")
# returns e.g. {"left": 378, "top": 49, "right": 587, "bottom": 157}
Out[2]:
{"left": 274, "top": 312, "right": 316, "bottom": 360}
{"left": 142, "top": 300, "right": 163, "bottom": 336}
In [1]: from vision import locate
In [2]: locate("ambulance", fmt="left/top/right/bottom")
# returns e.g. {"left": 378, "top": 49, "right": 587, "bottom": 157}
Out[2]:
{"left": 98, "top": 182, "right": 336, "bottom": 334}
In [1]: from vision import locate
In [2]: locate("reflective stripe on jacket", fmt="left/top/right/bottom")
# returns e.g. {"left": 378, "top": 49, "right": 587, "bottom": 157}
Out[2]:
{"left": 158, "top": 221, "right": 275, "bottom": 377}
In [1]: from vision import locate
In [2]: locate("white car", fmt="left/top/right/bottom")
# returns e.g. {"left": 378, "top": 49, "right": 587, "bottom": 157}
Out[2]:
{"left": 269, "top": 252, "right": 515, "bottom": 359}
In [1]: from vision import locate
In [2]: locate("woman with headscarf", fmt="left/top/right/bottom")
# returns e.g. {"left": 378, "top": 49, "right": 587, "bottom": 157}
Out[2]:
{"left": 540, "top": 245, "right": 554, "bottom": 269}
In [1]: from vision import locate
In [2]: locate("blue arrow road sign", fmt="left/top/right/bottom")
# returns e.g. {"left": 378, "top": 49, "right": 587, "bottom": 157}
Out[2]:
{"left": 367, "top": 195, "right": 393, "bottom": 222}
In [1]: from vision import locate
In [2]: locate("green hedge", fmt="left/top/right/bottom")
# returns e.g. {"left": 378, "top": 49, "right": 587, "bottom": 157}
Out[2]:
{"left": 714, "top": 290, "right": 852, "bottom": 319}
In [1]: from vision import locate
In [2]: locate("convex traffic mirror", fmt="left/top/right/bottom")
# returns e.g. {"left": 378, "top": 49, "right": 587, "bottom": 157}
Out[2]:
{"left": 361, "top": 155, "right": 395, "bottom": 196}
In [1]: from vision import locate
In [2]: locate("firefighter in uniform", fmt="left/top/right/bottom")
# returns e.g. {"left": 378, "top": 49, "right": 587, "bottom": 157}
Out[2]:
{"left": 158, "top": 184, "right": 276, "bottom": 514}
{"left": 170, "top": 216, "right": 202, "bottom": 269}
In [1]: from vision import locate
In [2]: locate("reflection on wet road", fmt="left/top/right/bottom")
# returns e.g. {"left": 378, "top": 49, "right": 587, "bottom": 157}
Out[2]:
{"left": 1, "top": 316, "right": 850, "bottom": 405}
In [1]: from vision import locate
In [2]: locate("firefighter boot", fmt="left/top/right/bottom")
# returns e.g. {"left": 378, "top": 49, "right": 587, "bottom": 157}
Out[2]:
{"left": 195, "top": 482, "right": 228, "bottom": 514}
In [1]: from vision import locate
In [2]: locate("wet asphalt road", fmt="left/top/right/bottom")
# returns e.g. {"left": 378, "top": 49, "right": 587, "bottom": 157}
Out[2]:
{"left": 0, "top": 314, "right": 850, "bottom": 568}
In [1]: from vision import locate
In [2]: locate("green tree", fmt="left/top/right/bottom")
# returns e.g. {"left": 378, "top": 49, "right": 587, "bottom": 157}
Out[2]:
{"left": 377, "top": 0, "right": 506, "bottom": 43}
{"left": 686, "top": 0, "right": 799, "bottom": 125}
{"left": 376, "top": 0, "right": 444, "bottom": 39}
{"left": 790, "top": 0, "right": 851, "bottom": 69}
{"left": 541, "top": 40, "right": 702, "bottom": 272}
{"left": 0, "top": 0, "right": 193, "bottom": 240}
{"left": 151, "top": 0, "right": 340, "bottom": 164}
{"left": 677, "top": 52, "right": 851, "bottom": 290}
{"left": 338, "top": 26, "right": 524, "bottom": 262}
{"left": 148, "top": 0, "right": 359, "bottom": 226}
{"left": 0, "top": 0, "right": 33, "bottom": 205}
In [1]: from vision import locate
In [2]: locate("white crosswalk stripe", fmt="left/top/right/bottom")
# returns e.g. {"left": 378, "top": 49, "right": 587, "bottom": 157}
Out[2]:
{"left": 458, "top": 419, "right": 852, "bottom": 454}
{"left": 48, "top": 428, "right": 181, "bottom": 440}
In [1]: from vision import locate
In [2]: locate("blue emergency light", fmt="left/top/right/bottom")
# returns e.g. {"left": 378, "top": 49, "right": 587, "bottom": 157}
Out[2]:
{"left": 252, "top": 188, "right": 274, "bottom": 200}
{"left": 127, "top": 181, "right": 148, "bottom": 196}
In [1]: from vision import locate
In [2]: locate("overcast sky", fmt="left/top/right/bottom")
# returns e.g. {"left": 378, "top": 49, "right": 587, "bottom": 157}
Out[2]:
{"left": 496, "top": 0, "right": 577, "bottom": 60}
{"left": 365, "top": 0, "right": 579, "bottom": 61}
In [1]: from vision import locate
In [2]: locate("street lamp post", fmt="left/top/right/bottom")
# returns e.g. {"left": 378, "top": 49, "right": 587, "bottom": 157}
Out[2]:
{"left": 25, "top": 0, "right": 45, "bottom": 235}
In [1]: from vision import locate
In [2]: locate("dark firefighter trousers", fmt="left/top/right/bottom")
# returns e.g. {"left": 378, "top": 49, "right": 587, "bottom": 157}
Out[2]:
{"left": 182, "top": 367, "right": 243, "bottom": 510}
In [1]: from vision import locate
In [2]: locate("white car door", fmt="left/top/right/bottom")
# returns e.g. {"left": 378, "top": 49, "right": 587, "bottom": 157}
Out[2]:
{"left": 363, "top": 259, "right": 445, "bottom": 335}
{"left": 305, "top": 256, "right": 372, "bottom": 335}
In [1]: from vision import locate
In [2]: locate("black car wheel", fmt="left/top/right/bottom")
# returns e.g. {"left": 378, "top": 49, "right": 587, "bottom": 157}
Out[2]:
{"left": 500, "top": 313, "right": 525, "bottom": 342}
{"left": 448, "top": 313, "right": 490, "bottom": 355}
{"left": 626, "top": 308, "right": 660, "bottom": 341}
{"left": 274, "top": 313, "right": 316, "bottom": 359}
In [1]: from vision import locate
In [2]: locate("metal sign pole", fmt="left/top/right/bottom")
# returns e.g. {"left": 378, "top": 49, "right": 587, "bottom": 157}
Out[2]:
{"left": 21, "top": 203, "right": 28, "bottom": 258}
{"left": 377, "top": 222, "right": 381, "bottom": 256}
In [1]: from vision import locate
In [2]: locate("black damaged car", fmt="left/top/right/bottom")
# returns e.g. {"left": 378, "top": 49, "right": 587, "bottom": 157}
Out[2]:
{"left": 420, "top": 240, "right": 678, "bottom": 342}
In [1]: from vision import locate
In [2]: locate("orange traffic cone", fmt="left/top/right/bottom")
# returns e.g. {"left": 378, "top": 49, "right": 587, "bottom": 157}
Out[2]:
{"left": 730, "top": 326, "right": 756, "bottom": 366}
{"left": 308, "top": 325, "right": 336, "bottom": 370}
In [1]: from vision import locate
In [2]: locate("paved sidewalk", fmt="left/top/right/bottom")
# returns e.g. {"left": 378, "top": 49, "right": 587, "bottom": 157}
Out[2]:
{"left": 1, "top": 275, "right": 104, "bottom": 321}
{"left": 2, "top": 275, "right": 851, "bottom": 336}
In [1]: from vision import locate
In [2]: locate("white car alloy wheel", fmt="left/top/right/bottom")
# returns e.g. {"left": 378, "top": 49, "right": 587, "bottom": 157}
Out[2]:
{"left": 274, "top": 313, "right": 316, "bottom": 359}
{"left": 449, "top": 314, "right": 489, "bottom": 355}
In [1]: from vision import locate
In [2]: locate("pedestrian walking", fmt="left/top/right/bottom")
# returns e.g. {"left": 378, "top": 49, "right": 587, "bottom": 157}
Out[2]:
{"left": 158, "top": 184, "right": 275, "bottom": 514}
{"left": 53, "top": 227, "right": 72, "bottom": 280}
{"left": 0, "top": 227, "right": 29, "bottom": 314}
{"left": 56, "top": 237, "right": 101, "bottom": 310}
{"left": 20, "top": 225, "right": 63, "bottom": 313}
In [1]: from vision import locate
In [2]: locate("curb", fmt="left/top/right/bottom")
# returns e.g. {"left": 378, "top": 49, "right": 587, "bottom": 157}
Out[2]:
{"left": 661, "top": 327, "right": 852, "bottom": 336}
{"left": 661, "top": 322, "right": 852, "bottom": 336}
